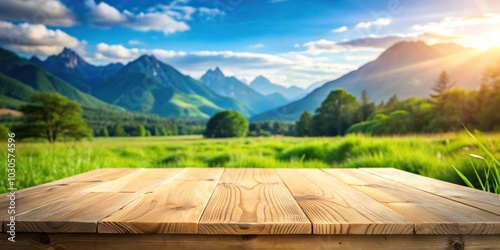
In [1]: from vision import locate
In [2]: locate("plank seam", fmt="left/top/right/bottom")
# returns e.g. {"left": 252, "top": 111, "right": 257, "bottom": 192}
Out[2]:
{"left": 196, "top": 168, "right": 226, "bottom": 235}
{"left": 274, "top": 169, "right": 316, "bottom": 234}
{"left": 95, "top": 169, "right": 185, "bottom": 233}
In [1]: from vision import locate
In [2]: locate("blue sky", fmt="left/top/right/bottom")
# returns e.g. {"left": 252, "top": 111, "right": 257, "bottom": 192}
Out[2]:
{"left": 0, "top": 0, "right": 499, "bottom": 87}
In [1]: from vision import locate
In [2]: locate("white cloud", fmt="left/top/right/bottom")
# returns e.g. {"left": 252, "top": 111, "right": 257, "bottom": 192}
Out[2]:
{"left": 88, "top": 1, "right": 127, "bottom": 24}
{"left": 412, "top": 14, "right": 500, "bottom": 34}
{"left": 355, "top": 18, "right": 392, "bottom": 29}
{"left": 91, "top": 43, "right": 185, "bottom": 64}
{"left": 0, "top": 0, "right": 77, "bottom": 26}
{"left": 198, "top": 7, "right": 225, "bottom": 18}
{"left": 249, "top": 43, "right": 264, "bottom": 49}
{"left": 85, "top": 0, "right": 190, "bottom": 35}
{"left": 0, "top": 21, "right": 79, "bottom": 56}
{"left": 294, "top": 43, "right": 300, "bottom": 48}
{"left": 412, "top": 14, "right": 500, "bottom": 50}
{"left": 331, "top": 26, "right": 348, "bottom": 33}
{"left": 84, "top": 0, "right": 225, "bottom": 35}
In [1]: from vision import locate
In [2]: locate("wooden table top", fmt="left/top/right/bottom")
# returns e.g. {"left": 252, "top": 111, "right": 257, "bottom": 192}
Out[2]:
{"left": 1, "top": 168, "right": 500, "bottom": 235}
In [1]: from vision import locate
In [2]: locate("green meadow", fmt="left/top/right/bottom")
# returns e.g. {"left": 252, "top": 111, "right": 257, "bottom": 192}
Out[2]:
{"left": 2, "top": 133, "right": 499, "bottom": 193}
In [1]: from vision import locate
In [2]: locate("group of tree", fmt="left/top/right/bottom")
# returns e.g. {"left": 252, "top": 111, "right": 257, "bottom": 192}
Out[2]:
{"left": 296, "top": 59, "right": 500, "bottom": 136}
{"left": 248, "top": 121, "right": 295, "bottom": 137}
{"left": 296, "top": 89, "right": 376, "bottom": 136}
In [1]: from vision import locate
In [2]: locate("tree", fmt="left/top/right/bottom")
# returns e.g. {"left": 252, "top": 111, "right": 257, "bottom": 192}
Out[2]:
{"left": 15, "top": 93, "right": 90, "bottom": 142}
{"left": 296, "top": 110, "right": 313, "bottom": 136}
{"left": 204, "top": 110, "right": 249, "bottom": 138}
{"left": 430, "top": 70, "right": 456, "bottom": 115}
{"left": 313, "top": 89, "right": 360, "bottom": 136}
{"left": 430, "top": 70, "right": 455, "bottom": 99}
{"left": 134, "top": 124, "right": 146, "bottom": 137}
{"left": 385, "top": 94, "right": 399, "bottom": 109}
{"left": 359, "top": 90, "right": 376, "bottom": 121}
{"left": 112, "top": 124, "right": 127, "bottom": 137}
{"left": 477, "top": 60, "right": 500, "bottom": 130}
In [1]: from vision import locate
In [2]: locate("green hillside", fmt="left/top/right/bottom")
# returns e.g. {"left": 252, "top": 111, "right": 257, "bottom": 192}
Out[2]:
{"left": 0, "top": 48, "right": 114, "bottom": 109}
{"left": 94, "top": 55, "right": 253, "bottom": 119}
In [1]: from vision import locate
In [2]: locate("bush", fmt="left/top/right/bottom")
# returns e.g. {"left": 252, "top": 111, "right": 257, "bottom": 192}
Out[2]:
{"left": 204, "top": 111, "right": 249, "bottom": 138}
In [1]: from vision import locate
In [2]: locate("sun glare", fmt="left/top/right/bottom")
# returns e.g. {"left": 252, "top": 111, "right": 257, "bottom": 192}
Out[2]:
{"left": 462, "top": 30, "right": 500, "bottom": 51}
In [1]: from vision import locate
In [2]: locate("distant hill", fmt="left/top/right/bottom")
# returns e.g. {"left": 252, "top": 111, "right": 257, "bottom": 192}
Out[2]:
{"left": 31, "top": 48, "right": 123, "bottom": 93}
{"left": 200, "top": 67, "right": 286, "bottom": 112}
{"left": 94, "top": 55, "right": 254, "bottom": 119}
{"left": 0, "top": 47, "right": 115, "bottom": 109}
{"left": 306, "top": 80, "right": 328, "bottom": 93}
{"left": 252, "top": 41, "right": 497, "bottom": 121}
{"left": 249, "top": 75, "right": 306, "bottom": 100}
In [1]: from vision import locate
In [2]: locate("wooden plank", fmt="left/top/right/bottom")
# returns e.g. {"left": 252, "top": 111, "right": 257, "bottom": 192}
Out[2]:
{"left": 82, "top": 168, "right": 181, "bottom": 193}
{"left": 2, "top": 233, "right": 500, "bottom": 250}
{"left": 199, "top": 168, "right": 311, "bottom": 234}
{"left": 0, "top": 169, "right": 139, "bottom": 227}
{"left": 99, "top": 168, "right": 224, "bottom": 234}
{"left": 6, "top": 169, "right": 181, "bottom": 233}
{"left": 276, "top": 169, "right": 413, "bottom": 234}
{"left": 361, "top": 168, "right": 500, "bottom": 216}
{"left": 8, "top": 193, "right": 142, "bottom": 233}
{"left": 324, "top": 169, "right": 500, "bottom": 235}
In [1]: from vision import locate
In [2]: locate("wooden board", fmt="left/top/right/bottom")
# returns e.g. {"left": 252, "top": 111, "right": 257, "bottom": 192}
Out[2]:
{"left": 2, "top": 233, "right": 500, "bottom": 250}
{"left": 6, "top": 169, "right": 182, "bottom": 233}
{"left": 0, "top": 169, "right": 139, "bottom": 223}
{"left": 324, "top": 169, "right": 500, "bottom": 235}
{"left": 276, "top": 168, "right": 413, "bottom": 234}
{"left": 99, "top": 168, "right": 224, "bottom": 234}
{"left": 199, "top": 168, "right": 311, "bottom": 234}
{"left": 82, "top": 168, "right": 180, "bottom": 193}
{"left": 361, "top": 168, "right": 500, "bottom": 216}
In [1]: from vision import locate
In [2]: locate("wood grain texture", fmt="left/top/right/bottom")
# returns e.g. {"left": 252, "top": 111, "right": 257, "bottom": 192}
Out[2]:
{"left": 82, "top": 168, "right": 181, "bottom": 193}
{"left": 2, "top": 233, "right": 500, "bottom": 250}
{"left": 324, "top": 169, "right": 500, "bottom": 235}
{"left": 9, "top": 192, "right": 143, "bottom": 233}
{"left": 276, "top": 168, "right": 413, "bottom": 234}
{"left": 6, "top": 169, "right": 182, "bottom": 233}
{"left": 361, "top": 168, "right": 500, "bottom": 216}
{"left": 0, "top": 169, "right": 138, "bottom": 229}
{"left": 199, "top": 168, "right": 311, "bottom": 234}
{"left": 99, "top": 168, "right": 224, "bottom": 234}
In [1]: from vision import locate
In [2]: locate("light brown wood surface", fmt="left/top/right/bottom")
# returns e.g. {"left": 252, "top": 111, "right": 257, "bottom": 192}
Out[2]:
{"left": 199, "top": 168, "right": 311, "bottom": 234}
{"left": 1, "top": 167, "right": 500, "bottom": 240}
{"left": 99, "top": 168, "right": 223, "bottom": 234}
{"left": 361, "top": 168, "right": 500, "bottom": 216}
{"left": 0, "top": 168, "right": 138, "bottom": 227}
{"left": 276, "top": 168, "right": 413, "bottom": 234}
{"left": 324, "top": 168, "right": 500, "bottom": 235}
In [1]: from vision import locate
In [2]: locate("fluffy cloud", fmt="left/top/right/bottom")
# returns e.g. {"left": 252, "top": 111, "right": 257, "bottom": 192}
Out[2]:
{"left": 0, "top": 0, "right": 77, "bottom": 26}
{"left": 412, "top": 14, "right": 500, "bottom": 50}
{"left": 85, "top": 0, "right": 189, "bottom": 35}
{"left": 85, "top": 0, "right": 224, "bottom": 35}
{"left": 355, "top": 18, "right": 391, "bottom": 29}
{"left": 412, "top": 14, "right": 500, "bottom": 35}
{"left": 0, "top": 21, "right": 79, "bottom": 56}
{"left": 331, "top": 26, "right": 348, "bottom": 33}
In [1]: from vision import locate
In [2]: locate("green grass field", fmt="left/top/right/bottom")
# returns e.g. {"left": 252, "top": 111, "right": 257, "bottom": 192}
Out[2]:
{"left": 2, "top": 133, "right": 499, "bottom": 193}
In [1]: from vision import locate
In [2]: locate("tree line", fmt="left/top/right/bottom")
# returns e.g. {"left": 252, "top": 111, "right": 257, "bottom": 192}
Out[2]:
{"left": 296, "top": 60, "right": 500, "bottom": 136}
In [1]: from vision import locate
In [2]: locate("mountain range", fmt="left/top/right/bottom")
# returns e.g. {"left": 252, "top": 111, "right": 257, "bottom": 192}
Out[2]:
{"left": 1, "top": 41, "right": 496, "bottom": 121}
{"left": 199, "top": 67, "right": 288, "bottom": 112}
{"left": 252, "top": 41, "right": 498, "bottom": 121}
{"left": 249, "top": 76, "right": 307, "bottom": 100}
